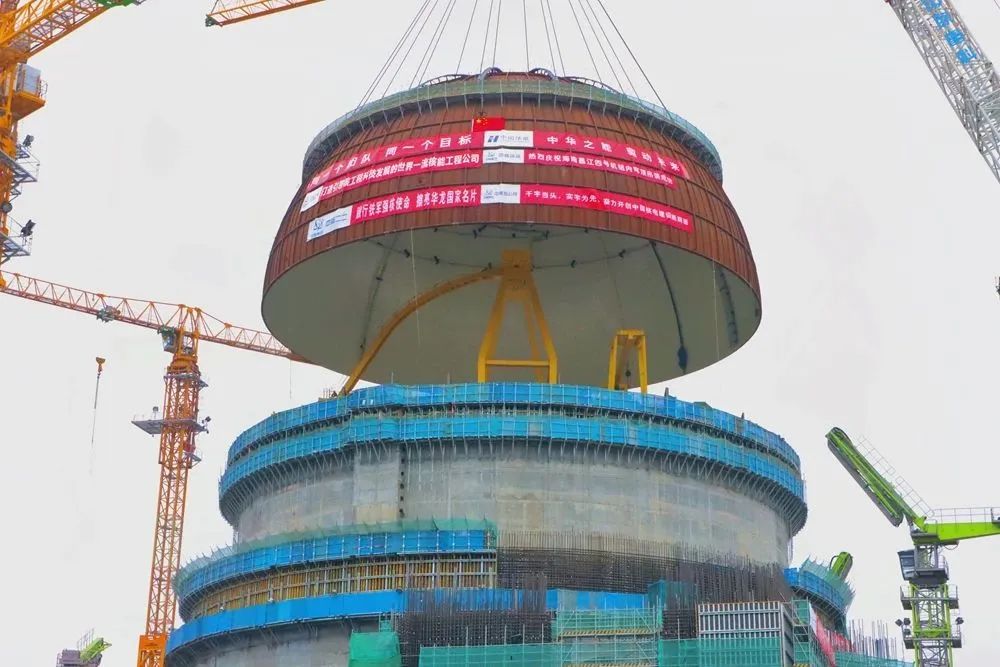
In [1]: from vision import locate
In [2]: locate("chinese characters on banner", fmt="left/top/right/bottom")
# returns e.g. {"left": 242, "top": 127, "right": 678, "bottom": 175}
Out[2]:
{"left": 301, "top": 152, "right": 482, "bottom": 212}
{"left": 306, "top": 183, "right": 692, "bottom": 242}
{"left": 306, "top": 129, "right": 690, "bottom": 191}
{"left": 301, "top": 146, "right": 679, "bottom": 213}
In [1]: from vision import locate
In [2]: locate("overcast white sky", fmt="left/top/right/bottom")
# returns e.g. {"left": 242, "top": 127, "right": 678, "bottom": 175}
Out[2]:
{"left": 2, "top": 0, "right": 999, "bottom": 664}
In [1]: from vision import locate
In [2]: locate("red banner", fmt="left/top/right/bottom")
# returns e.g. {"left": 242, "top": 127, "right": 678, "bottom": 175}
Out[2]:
{"left": 517, "top": 184, "right": 691, "bottom": 230}
{"left": 306, "top": 184, "right": 692, "bottom": 242}
{"left": 301, "top": 151, "right": 482, "bottom": 211}
{"left": 524, "top": 150, "right": 678, "bottom": 187}
{"left": 307, "top": 129, "right": 689, "bottom": 190}
{"left": 302, "top": 147, "right": 679, "bottom": 212}
{"left": 532, "top": 132, "right": 689, "bottom": 178}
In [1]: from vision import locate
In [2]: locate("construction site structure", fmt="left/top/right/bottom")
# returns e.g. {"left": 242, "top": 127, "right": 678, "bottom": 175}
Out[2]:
{"left": 155, "top": 43, "right": 913, "bottom": 660}
{"left": 828, "top": 427, "right": 1000, "bottom": 667}
{"left": 883, "top": 0, "right": 1000, "bottom": 186}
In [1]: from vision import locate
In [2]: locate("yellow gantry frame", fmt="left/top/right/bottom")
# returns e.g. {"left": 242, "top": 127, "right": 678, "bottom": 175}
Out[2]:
{"left": 340, "top": 250, "right": 558, "bottom": 395}
{"left": 477, "top": 249, "right": 557, "bottom": 384}
{"left": 607, "top": 329, "right": 648, "bottom": 393}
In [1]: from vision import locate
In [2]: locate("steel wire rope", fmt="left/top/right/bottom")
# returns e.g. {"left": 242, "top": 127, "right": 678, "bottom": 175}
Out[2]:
{"left": 413, "top": 0, "right": 459, "bottom": 87}
{"left": 357, "top": 0, "right": 433, "bottom": 108}
{"left": 595, "top": 0, "right": 671, "bottom": 112}
{"left": 538, "top": 0, "right": 557, "bottom": 73}
{"left": 523, "top": 0, "right": 530, "bottom": 70}
{"left": 582, "top": 0, "right": 638, "bottom": 97}
{"left": 566, "top": 0, "right": 603, "bottom": 84}
{"left": 545, "top": 0, "right": 566, "bottom": 74}
{"left": 456, "top": 0, "right": 481, "bottom": 71}
{"left": 576, "top": 0, "right": 624, "bottom": 92}
{"left": 479, "top": 0, "right": 496, "bottom": 71}
{"left": 412, "top": 0, "right": 452, "bottom": 86}
{"left": 492, "top": 0, "right": 504, "bottom": 68}
{"left": 381, "top": 0, "right": 442, "bottom": 98}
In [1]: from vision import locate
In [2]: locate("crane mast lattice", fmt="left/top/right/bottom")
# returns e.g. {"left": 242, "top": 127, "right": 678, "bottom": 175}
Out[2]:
{"left": 887, "top": 0, "right": 1000, "bottom": 184}
{"left": 0, "top": 270, "right": 301, "bottom": 667}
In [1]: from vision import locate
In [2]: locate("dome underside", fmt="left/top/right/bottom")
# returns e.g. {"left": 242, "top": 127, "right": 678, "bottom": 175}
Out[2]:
{"left": 263, "top": 226, "right": 760, "bottom": 385}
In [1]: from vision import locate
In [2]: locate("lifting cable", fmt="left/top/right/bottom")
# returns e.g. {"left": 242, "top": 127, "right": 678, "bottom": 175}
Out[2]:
{"left": 90, "top": 356, "right": 106, "bottom": 474}
{"left": 538, "top": 0, "right": 558, "bottom": 74}
{"left": 456, "top": 0, "right": 481, "bottom": 72}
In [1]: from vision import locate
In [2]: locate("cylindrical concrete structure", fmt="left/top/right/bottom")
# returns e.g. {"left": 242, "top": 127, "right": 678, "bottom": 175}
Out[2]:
{"left": 167, "top": 384, "right": 805, "bottom": 666}
{"left": 166, "top": 73, "right": 819, "bottom": 667}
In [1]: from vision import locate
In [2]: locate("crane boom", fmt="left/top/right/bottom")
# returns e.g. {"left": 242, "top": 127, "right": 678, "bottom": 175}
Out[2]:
{"left": 828, "top": 426, "right": 1000, "bottom": 667}
{"left": 886, "top": 0, "right": 1000, "bottom": 184}
{"left": 205, "top": 0, "right": 322, "bottom": 26}
{"left": 0, "top": 270, "right": 304, "bottom": 667}
{"left": 0, "top": 270, "right": 301, "bottom": 359}
{"left": 827, "top": 426, "right": 926, "bottom": 529}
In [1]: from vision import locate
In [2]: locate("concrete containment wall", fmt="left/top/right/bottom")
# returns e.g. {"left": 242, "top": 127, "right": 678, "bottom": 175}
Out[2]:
{"left": 235, "top": 445, "right": 791, "bottom": 564}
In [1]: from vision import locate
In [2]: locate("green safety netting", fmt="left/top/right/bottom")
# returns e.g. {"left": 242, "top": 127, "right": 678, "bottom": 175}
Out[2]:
{"left": 349, "top": 630, "right": 402, "bottom": 667}
{"left": 553, "top": 609, "right": 662, "bottom": 638}
{"left": 835, "top": 653, "right": 911, "bottom": 667}
{"left": 658, "top": 637, "right": 785, "bottom": 667}
{"left": 419, "top": 643, "right": 560, "bottom": 666}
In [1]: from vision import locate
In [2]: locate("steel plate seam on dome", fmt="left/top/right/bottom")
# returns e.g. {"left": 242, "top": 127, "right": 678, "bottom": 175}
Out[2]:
{"left": 216, "top": 416, "right": 807, "bottom": 530}
{"left": 174, "top": 529, "right": 495, "bottom": 612}
{"left": 227, "top": 384, "right": 800, "bottom": 470}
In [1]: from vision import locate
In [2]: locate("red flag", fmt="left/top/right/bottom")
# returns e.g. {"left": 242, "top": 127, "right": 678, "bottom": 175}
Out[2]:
{"left": 472, "top": 116, "right": 506, "bottom": 132}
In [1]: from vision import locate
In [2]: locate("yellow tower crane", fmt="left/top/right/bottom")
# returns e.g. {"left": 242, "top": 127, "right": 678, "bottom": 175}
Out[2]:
{"left": 0, "top": 0, "right": 323, "bottom": 283}
{"left": 0, "top": 270, "right": 305, "bottom": 667}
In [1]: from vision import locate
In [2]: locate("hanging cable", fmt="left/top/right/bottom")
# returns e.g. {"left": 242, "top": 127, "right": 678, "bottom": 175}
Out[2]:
{"left": 546, "top": 0, "right": 566, "bottom": 75}
{"left": 382, "top": 0, "right": 441, "bottom": 98}
{"left": 456, "top": 0, "right": 481, "bottom": 72}
{"left": 414, "top": 0, "right": 459, "bottom": 86}
{"left": 479, "top": 0, "right": 496, "bottom": 72}
{"left": 492, "top": 0, "right": 504, "bottom": 68}
{"left": 358, "top": 0, "right": 432, "bottom": 107}
{"left": 523, "top": 0, "right": 530, "bottom": 70}
{"left": 567, "top": 0, "right": 603, "bottom": 83}
{"left": 89, "top": 356, "right": 106, "bottom": 475}
{"left": 576, "top": 0, "right": 624, "bottom": 91}
{"left": 595, "top": 0, "right": 670, "bottom": 110}
{"left": 538, "top": 0, "right": 557, "bottom": 73}
{"left": 582, "top": 0, "right": 637, "bottom": 96}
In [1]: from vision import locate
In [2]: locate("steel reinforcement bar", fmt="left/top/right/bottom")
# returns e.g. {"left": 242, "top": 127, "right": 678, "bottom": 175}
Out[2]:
{"left": 175, "top": 528, "right": 497, "bottom": 618}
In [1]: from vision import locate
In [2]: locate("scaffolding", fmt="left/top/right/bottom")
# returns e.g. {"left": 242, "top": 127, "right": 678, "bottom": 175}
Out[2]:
{"left": 349, "top": 628, "right": 403, "bottom": 667}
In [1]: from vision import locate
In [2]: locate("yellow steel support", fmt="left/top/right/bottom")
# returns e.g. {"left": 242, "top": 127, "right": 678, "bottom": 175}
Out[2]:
{"left": 477, "top": 249, "right": 557, "bottom": 384}
{"left": 607, "top": 329, "right": 648, "bottom": 393}
{"left": 339, "top": 267, "right": 502, "bottom": 395}
{"left": 339, "top": 250, "right": 558, "bottom": 395}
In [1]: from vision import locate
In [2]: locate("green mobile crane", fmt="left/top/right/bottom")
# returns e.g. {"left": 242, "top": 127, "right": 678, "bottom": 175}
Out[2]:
{"left": 827, "top": 427, "right": 1000, "bottom": 667}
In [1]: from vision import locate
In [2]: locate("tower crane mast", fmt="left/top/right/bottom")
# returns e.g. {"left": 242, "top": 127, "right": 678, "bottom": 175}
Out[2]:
{"left": 885, "top": 0, "right": 1000, "bottom": 184}
{"left": 827, "top": 427, "right": 1000, "bottom": 667}
{"left": 0, "top": 270, "right": 303, "bottom": 667}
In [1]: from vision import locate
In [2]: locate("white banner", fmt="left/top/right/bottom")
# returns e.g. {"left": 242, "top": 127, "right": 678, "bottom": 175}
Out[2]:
{"left": 483, "top": 148, "right": 525, "bottom": 164}
{"left": 483, "top": 130, "right": 534, "bottom": 148}
{"left": 301, "top": 187, "right": 323, "bottom": 212}
{"left": 306, "top": 205, "right": 353, "bottom": 241}
{"left": 480, "top": 183, "right": 522, "bottom": 205}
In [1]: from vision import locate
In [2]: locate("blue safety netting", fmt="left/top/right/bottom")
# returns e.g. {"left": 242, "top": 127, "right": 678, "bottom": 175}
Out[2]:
{"left": 785, "top": 560, "right": 855, "bottom": 629}
{"left": 227, "top": 384, "right": 799, "bottom": 470}
{"left": 219, "top": 413, "right": 806, "bottom": 526}
{"left": 175, "top": 527, "right": 496, "bottom": 610}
